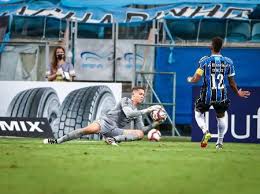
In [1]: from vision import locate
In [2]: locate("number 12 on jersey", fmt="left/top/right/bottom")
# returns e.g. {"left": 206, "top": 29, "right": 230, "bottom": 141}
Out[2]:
{"left": 211, "top": 73, "right": 224, "bottom": 89}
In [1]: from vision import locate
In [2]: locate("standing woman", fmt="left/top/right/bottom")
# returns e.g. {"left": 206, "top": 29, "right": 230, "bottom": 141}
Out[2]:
{"left": 46, "top": 46, "right": 76, "bottom": 81}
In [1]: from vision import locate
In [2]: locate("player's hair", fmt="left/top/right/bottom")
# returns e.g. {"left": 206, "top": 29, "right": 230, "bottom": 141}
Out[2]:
{"left": 211, "top": 37, "right": 223, "bottom": 52}
{"left": 131, "top": 86, "right": 146, "bottom": 92}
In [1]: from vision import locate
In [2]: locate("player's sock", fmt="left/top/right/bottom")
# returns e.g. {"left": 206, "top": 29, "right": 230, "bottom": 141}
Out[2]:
{"left": 113, "top": 134, "right": 141, "bottom": 142}
{"left": 57, "top": 128, "right": 86, "bottom": 144}
{"left": 216, "top": 114, "right": 227, "bottom": 145}
{"left": 195, "top": 110, "right": 208, "bottom": 134}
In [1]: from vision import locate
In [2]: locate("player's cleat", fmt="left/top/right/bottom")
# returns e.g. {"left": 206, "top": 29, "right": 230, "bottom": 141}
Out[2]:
{"left": 216, "top": 143, "right": 223, "bottom": 150}
{"left": 200, "top": 132, "right": 211, "bottom": 148}
{"left": 105, "top": 137, "right": 118, "bottom": 146}
{"left": 43, "top": 138, "right": 58, "bottom": 144}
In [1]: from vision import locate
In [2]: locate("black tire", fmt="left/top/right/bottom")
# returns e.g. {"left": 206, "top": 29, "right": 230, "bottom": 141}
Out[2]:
{"left": 52, "top": 86, "right": 116, "bottom": 139}
{"left": 6, "top": 87, "right": 60, "bottom": 125}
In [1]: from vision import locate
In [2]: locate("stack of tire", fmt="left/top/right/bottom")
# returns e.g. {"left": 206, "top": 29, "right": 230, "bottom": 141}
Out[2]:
{"left": 7, "top": 86, "right": 116, "bottom": 140}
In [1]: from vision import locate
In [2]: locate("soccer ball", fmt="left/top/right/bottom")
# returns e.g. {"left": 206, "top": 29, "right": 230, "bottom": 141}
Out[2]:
{"left": 150, "top": 108, "right": 167, "bottom": 121}
{"left": 147, "top": 129, "right": 161, "bottom": 141}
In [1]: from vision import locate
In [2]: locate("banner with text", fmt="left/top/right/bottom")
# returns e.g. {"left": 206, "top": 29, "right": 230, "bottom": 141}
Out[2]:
{"left": 0, "top": 81, "right": 121, "bottom": 139}
{"left": 0, "top": 1, "right": 259, "bottom": 23}
{"left": 191, "top": 86, "right": 260, "bottom": 143}
{"left": 0, "top": 117, "right": 54, "bottom": 138}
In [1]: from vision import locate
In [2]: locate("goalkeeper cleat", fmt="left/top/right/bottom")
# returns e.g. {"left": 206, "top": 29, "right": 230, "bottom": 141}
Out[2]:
{"left": 105, "top": 137, "right": 118, "bottom": 146}
{"left": 200, "top": 132, "right": 211, "bottom": 148}
{"left": 216, "top": 143, "right": 223, "bottom": 150}
{"left": 43, "top": 138, "right": 58, "bottom": 144}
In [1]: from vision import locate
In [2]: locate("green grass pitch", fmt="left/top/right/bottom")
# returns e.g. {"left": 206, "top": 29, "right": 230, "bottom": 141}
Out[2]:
{"left": 0, "top": 138, "right": 259, "bottom": 194}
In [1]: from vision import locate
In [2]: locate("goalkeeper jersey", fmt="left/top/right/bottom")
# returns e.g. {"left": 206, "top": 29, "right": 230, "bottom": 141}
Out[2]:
{"left": 101, "top": 97, "right": 144, "bottom": 129}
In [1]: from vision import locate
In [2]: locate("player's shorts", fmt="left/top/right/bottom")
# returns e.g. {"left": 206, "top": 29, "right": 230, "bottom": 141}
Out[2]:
{"left": 95, "top": 118, "right": 125, "bottom": 137}
{"left": 195, "top": 98, "right": 230, "bottom": 114}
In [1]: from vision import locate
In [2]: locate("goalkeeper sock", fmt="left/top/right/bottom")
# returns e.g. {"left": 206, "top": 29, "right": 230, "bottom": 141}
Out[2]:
{"left": 195, "top": 110, "right": 208, "bottom": 134}
{"left": 57, "top": 128, "right": 85, "bottom": 144}
{"left": 113, "top": 134, "right": 142, "bottom": 142}
{"left": 216, "top": 113, "right": 228, "bottom": 145}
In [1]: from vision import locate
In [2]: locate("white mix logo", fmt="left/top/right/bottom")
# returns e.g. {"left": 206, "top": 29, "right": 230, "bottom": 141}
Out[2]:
{"left": 205, "top": 107, "right": 260, "bottom": 139}
{"left": 0, "top": 121, "right": 44, "bottom": 132}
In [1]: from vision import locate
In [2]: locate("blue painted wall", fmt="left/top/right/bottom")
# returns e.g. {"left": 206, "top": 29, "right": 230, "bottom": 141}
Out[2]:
{"left": 154, "top": 46, "right": 260, "bottom": 124}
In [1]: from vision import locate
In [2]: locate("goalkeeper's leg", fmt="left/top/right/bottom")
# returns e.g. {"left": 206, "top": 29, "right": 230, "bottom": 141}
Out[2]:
{"left": 43, "top": 122, "right": 101, "bottom": 144}
{"left": 104, "top": 129, "right": 144, "bottom": 146}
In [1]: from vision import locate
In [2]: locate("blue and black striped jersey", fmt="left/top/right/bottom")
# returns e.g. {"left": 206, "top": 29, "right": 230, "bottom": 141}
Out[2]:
{"left": 198, "top": 55, "right": 235, "bottom": 104}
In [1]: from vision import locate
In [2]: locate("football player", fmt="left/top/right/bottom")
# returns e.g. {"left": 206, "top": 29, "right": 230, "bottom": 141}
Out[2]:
{"left": 44, "top": 86, "right": 166, "bottom": 146}
{"left": 187, "top": 37, "right": 250, "bottom": 149}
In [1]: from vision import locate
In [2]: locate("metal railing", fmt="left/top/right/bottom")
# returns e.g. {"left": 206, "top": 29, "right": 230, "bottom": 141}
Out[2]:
{"left": 135, "top": 71, "right": 180, "bottom": 136}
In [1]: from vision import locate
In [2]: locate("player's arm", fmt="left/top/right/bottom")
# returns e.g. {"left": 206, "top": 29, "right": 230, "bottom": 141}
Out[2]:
{"left": 228, "top": 76, "right": 250, "bottom": 98}
{"left": 226, "top": 57, "right": 250, "bottom": 98}
{"left": 187, "top": 56, "right": 207, "bottom": 83}
{"left": 134, "top": 116, "right": 162, "bottom": 133}
{"left": 141, "top": 121, "right": 162, "bottom": 133}
{"left": 187, "top": 68, "right": 203, "bottom": 83}
{"left": 121, "top": 98, "right": 161, "bottom": 119}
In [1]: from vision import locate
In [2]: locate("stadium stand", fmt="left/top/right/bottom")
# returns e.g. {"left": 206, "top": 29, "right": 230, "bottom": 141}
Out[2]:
{"left": 198, "top": 19, "right": 226, "bottom": 41}
{"left": 251, "top": 22, "right": 260, "bottom": 42}
{"left": 11, "top": 16, "right": 45, "bottom": 38}
{"left": 226, "top": 20, "right": 251, "bottom": 42}
{"left": 167, "top": 20, "right": 197, "bottom": 40}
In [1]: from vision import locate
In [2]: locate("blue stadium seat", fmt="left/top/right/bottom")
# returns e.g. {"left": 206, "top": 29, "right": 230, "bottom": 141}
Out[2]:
{"left": 168, "top": 20, "right": 197, "bottom": 40}
{"left": 199, "top": 20, "right": 226, "bottom": 40}
{"left": 226, "top": 21, "right": 250, "bottom": 42}
{"left": 251, "top": 23, "right": 260, "bottom": 42}
{"left": 45, "top": 17, "right": 66, "bottom": 38}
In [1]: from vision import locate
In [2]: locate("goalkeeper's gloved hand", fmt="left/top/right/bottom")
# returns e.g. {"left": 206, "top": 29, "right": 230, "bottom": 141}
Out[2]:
{"left": 140, "top": 105, "right": 162, "bottom": 114}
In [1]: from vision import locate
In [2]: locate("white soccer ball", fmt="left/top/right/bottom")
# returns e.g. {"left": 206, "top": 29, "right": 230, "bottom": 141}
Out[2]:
{"left": 150, "top": 108, "right": 167, "bottom": 121}
{"left": 147, "top": 129, "right": 161, "bottom": 141}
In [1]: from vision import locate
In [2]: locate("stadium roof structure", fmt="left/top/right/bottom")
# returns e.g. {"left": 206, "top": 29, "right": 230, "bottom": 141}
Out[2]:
{"left": 0, "top": 0, "right": 260, "bottom": 23}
